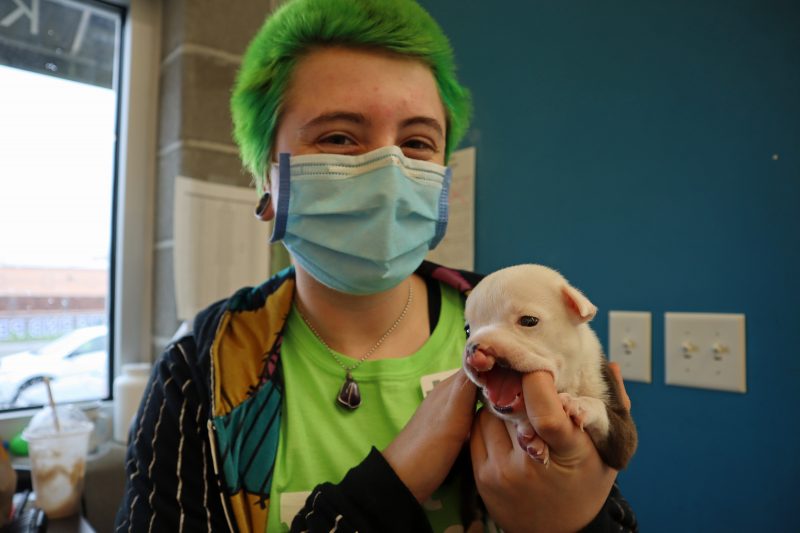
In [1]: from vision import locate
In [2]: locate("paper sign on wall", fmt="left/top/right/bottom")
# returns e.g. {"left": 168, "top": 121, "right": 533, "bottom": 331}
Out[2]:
{"left": 173, "top": 176, "right": 271, "bottom": 320}
{"left": 426, "top": 146, "right": 476, "bottom": 271}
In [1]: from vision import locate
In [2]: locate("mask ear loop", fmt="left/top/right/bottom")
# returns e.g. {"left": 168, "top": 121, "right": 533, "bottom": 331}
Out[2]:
{"left": 270, "top": 153, "right": 292, "bottom": 242}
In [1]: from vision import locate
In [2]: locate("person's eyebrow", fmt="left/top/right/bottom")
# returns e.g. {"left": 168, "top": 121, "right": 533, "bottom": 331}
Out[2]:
{"left": 400, "top": 116, "right": 445, "bottom": 138}
{"left": 300, "top": 111, "right": 368, "bottom": 132}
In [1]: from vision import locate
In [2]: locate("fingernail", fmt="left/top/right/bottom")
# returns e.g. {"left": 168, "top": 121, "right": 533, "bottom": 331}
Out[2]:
{"left": 527, "top": 446, "right": 542, "bottom": 459}
{"left": 254, "top": 192, "right": 271, "bottom": 218}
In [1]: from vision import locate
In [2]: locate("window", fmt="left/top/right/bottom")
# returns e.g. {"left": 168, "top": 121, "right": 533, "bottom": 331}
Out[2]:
{"left": 0, "top": 0, "right": 125, "bottom": 411}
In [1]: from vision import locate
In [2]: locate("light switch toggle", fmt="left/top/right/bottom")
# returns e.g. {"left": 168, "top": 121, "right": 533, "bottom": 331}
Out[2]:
{"left": 712, "top": 342, "right": 729, "bottom": 360}
{"left": 621, "top": 338, "right": 636, "bottom": 354}
{"left": 609, "top": 311, "right": 652, "bottom": 383}
{"left": 681, "top": 341, "right": 697, "bottom": 358}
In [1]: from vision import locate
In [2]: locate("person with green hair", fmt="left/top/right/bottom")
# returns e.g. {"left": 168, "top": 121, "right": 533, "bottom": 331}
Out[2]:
{"left": 231, "top": 0, "right": 472, "bottom": 196}
{"left": 116, "top": 1, "right": 637, "bottom": 532}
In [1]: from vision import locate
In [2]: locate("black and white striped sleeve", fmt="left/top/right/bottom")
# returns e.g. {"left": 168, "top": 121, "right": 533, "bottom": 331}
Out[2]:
{"left": 290, "top": 447, "right": 432, "bottom": 533}
{"left": 114, "top": 338, "right": 232, "bottom": 533}
{"left": 581, "top": 483, "right": 639, "bottom": 533}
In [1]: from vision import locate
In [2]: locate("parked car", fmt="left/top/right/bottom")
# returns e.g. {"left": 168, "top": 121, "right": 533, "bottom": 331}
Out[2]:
{"left": 0, "top": 325, "right": 109, "bottom": 408}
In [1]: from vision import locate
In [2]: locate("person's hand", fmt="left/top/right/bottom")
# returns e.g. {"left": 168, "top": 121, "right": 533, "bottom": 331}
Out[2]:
{"left": 608, "top": 361, "right": 632, "bottom": 410}
{"left": 383, "top": 369, "right": 477, "bottom": 502}
{"left": 471, "top": 369, "right": 625, "bottom": 533}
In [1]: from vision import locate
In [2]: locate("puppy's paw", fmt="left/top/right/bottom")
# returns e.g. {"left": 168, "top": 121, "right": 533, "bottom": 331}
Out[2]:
{"left": 559, "top": 393, "right": 609, "bottom": 439}
{"left": 559, "top": 392, "right": 587, "bottom": 430}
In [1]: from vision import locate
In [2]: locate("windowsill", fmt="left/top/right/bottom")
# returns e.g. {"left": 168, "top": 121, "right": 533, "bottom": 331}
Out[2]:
{"left": 0, "top": 399, "right": 114, "bottom": 450}
{"left": 11, "top": 437, "right": 126, "bottom": 472}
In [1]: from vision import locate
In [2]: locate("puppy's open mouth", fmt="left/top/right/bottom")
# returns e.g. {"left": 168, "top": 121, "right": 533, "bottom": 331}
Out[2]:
{"left": 479, "top": 365, "right": 524, "bottom": 414}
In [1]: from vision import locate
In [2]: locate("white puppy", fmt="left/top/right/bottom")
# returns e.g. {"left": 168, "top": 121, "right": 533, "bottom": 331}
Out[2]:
{"left": 463, "top": 264, "right": 637, "bottom": 469}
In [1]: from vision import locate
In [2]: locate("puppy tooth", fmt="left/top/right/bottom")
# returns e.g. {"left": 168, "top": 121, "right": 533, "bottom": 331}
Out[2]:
{"left": 493, "top": 403, "right": 513, "bottom": 414}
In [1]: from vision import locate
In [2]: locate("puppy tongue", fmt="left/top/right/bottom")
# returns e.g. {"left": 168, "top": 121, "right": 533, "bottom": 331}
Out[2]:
{"left": 484, "top": 366, "right": 522, "bottom": 407}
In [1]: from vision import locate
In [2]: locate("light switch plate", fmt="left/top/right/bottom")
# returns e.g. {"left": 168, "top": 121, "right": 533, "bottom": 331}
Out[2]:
{"left": 608, "top": 311, "right": 652, "bottom": 383}
{"left": 664, "top": 312, "right": 746, "bottom": 393}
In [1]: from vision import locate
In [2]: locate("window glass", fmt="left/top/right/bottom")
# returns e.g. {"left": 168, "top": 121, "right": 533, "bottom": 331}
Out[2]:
{"left": 0, "top": 0, "right": 123, "bottom": 410}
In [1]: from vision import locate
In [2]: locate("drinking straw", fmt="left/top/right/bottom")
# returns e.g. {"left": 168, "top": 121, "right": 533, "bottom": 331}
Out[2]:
{"left": 43, "top": 377, "right": 61, "bottom": 432}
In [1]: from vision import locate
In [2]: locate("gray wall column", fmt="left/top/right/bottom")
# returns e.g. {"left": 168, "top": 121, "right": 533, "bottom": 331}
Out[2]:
{"left": 151, "top": 0, "right": 283, "bottom": 357}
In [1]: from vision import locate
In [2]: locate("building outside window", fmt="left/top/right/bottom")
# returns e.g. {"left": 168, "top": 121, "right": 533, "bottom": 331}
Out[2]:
{"left": 0, "top": 0, "right": 124, "bottom": 411}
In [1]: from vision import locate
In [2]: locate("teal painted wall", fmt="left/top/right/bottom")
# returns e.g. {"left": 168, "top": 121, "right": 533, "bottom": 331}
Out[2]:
{"left": 420, "top": 1, "right": 799, "bottom": 531}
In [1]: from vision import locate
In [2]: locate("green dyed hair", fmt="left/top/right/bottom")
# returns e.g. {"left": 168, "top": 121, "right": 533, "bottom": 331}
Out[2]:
{"left": 231, "top": 0, "right": 472, "bottom": 194}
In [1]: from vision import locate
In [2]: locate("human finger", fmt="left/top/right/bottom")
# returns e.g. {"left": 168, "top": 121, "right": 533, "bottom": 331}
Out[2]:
{"left": 445, "top": 369, "right": 479, "bottom": 408}
{"left": 521, "top": 370, "right": 575, "bottom": 451}
{"left": 607, "top": 362, "right": 631, "bottom": 412}
{"left": 433, "top": 370, "right": 478, "bottom": 428}
{"left": 511, "top": 423, "right": 550, "bottom": 464}
{"left": 470, "top": 408, "right": 513, "bottom": 462}
{"left": 469, "top": 409, "right": 488, "bottom": 463}
{"left": 482, "top": 409, "right": 514, "bottom": 454}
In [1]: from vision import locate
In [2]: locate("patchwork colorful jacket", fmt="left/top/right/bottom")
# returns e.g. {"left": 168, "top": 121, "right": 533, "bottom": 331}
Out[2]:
{"left": 114, "top": 261, "right": 637, "bottom": 533}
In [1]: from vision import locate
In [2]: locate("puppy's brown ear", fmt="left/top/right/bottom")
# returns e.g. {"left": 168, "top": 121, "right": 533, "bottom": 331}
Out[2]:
{"left": 562, "top": 284, "right": 597, "bottom": 323}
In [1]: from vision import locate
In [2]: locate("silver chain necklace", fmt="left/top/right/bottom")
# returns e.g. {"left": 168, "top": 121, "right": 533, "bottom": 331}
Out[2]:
{"left": 297, "top": 281, "right": 413, "bottom": 410}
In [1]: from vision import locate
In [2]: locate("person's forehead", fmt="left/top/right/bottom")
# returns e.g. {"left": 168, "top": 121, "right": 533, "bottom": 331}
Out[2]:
{"left": 281, "top": 46, "right": 446, "bottom": 122}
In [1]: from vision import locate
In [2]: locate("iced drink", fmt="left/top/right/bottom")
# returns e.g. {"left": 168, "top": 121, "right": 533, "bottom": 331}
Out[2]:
{"left": 22, "top": 405, "right": 93, "bottom": 519}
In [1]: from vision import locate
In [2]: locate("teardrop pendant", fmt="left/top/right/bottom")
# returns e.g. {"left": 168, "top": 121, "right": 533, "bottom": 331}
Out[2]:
{"left": 337, "top": 372, "right": 361, "bottom": 410}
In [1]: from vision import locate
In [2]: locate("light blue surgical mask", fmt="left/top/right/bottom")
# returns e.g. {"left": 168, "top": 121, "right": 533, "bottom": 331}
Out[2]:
{"left": 270, "top": 146, "right": 451, "bottom": 295}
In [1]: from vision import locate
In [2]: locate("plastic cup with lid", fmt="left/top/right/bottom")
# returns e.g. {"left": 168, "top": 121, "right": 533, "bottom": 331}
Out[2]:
{"left": 22, "top": 404, "right": 94, "bottom": 518}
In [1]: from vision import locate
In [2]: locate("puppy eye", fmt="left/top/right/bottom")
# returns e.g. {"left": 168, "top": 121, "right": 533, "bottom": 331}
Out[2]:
{"left": 464, "top": 323, "right": 471, "bottom": 338}
{"left": 518, "top": 315, "right": 539, "bottom": 327}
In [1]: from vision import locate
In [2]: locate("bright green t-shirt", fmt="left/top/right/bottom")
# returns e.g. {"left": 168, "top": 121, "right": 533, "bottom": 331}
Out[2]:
{"left": 267, "top": 282, "right": 467, "bottom": 532}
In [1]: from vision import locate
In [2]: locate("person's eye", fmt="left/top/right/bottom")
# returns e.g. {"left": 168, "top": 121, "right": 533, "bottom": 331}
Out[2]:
{"left": 403, "top": 138, "right": 434, "bottom": 150}
{"left": 518, "top": 315, "right": 539, "bottom": 327}
{"left": 401, "top": 138, "right": 437, "bottom": 157}
{"left": 318, "top": 133, "right": 356, "bottom": 146}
